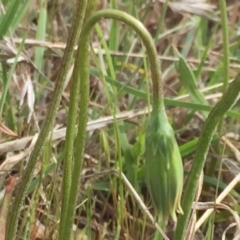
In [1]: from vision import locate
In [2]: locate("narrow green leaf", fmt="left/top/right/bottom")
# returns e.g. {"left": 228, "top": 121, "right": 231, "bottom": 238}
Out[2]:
{"left": 90, "top": 68, "right": 240, "bottom": 120}
{"left": 0, "top": 0, "right": 21, "bottom": 39}
{"left": 178, "top": 56, "right": 208, "bottom": 108}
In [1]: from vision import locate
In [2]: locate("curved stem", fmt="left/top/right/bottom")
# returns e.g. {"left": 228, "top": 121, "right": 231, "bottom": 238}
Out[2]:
{"left": 62, "top": 9, "right": 165, "bottom": 238}
{"left": 174, "top": 72, "right": 240, "bottom": 240}
{"left": 6, "top": 1, "right": 87, "bottom": 239}
{"left": 97, "top": 11, "right": 163, "bottom": 112}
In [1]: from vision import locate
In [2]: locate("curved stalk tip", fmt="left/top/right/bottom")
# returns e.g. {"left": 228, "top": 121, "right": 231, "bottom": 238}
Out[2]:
{"left": 84, "top": 10, "right": 164, "bottom": 112}
{"left": 62, "top": 9, "right": 170, "bottom": 238}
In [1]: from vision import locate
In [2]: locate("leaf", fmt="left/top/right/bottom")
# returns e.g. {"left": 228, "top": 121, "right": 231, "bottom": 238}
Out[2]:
{"left": 177, "top": 54, "right": 209, "bottom": 118}
{"left": 19, "top": 74, "right": 35, "bottom": 123}
{"left": 0, "top": 122, "right": 18, "bottom": 137}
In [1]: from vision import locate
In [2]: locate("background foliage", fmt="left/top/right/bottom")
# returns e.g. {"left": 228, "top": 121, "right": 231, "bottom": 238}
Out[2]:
{"left": 1, "top": 0, "right": 240, "bottom": 239}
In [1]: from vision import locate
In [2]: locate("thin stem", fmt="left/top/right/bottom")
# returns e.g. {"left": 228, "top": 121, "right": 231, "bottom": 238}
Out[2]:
{"left": 62, "top": 9, "right": 165, "bottom": 238}
{"left": 58, "top": 0, "right": 88, "bottom": 238}
{"left": 217, "top": 0, "right": 230, "bottom": 138}
{"left": 219, "top": 0, "right": 229, "bottom": 93}
{"left": 206, "top": 0, "right": 229, "bottom": 206}
{"left": 6, "top": 1, "right": 86, "bottom": 239}
{"left": 174, "top": 72, "right": 240, "bottom": 240}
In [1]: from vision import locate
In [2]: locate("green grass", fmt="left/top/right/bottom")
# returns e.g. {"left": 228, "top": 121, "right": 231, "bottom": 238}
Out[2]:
{"left": 1, "top": 1, "right": 240, "bottom": 240}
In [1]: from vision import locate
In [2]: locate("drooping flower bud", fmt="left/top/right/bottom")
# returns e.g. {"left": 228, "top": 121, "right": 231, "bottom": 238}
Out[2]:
{"left": 145, "top": 110, "right": 184, "bottom": 223}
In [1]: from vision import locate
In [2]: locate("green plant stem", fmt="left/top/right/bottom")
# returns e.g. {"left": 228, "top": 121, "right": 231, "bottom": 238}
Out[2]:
{"left": 208, "top": 0, "right": 229, "bottom": 184}
{"left": 6, "top": 1, "right": 87, "bottom": 239}
{"left": 58, "top": 0, "right": 88, "bottom": 238}
{"left": 62, "top": 9, "right": 165, "bottom": 238}
{"left": 174, "top": 72, "right": 240, "bottom": 240}
{"left": 1, "top": 177, "right": 15, "bottom": 239}
{"left": 217, "top": 0, "right": 229, "bottom": 134}
{"left": 219, "top": 0, "right": 229, "bottom": 93}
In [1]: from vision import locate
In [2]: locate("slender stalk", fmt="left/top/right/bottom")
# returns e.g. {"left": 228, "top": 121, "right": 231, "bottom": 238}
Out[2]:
{"left": 217, "top": 0, "right": 230, "bottom": 141}
{"left": 219, "top": 0, "right": 229, "bottom": 93}
{"left": 174, "top": 72, "right": 240, "bottom": 240}
{"left": 1, "top": 177, "right": 16, "bottom": 239}
{"left": 216, "top": 0, "right": 230, "bottom": 138}
{"left": 6, "top": 1, "right": 87, "bottom": 239}
{"left": 58, "top": 0, "right": 87, "bottom": 238}
{"left": 207, "top": 0, "right": 229, "bottom": 198}
{"left": 62, "top": 9, "right": 165, "bottom": 238}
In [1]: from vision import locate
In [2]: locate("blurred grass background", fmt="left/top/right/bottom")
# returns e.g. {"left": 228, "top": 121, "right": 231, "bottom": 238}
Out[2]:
{"left": 1, "top": 0, "right": 240, "bottom": 239}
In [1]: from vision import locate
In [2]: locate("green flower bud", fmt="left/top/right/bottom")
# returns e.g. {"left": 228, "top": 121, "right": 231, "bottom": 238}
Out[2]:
{"left": 145, "top": 110, "right": 184, "bottom": 223}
